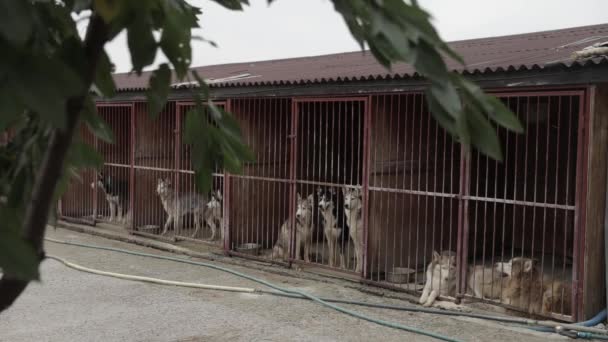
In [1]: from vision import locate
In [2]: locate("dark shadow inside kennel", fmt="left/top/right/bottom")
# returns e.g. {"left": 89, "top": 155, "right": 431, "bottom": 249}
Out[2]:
{"left": 60, "top": 125, "right": 98, "bottom": 223}
{"left": 466, "top": 95, "right": 579, "bottom": 317}
{"left": 228, "top": 98, "right": 292, "bottom": 258}
{"left": 294, "top": 99, "right": 365, "bottom": 270}
{"left": 95, "top": 105, "right": 132, "bottom": 225}
{"left": 131, "top": 102, "right": 178, "bottom": 235}
{"left": 367, "top": 93, "right": 460, "bottom": 287}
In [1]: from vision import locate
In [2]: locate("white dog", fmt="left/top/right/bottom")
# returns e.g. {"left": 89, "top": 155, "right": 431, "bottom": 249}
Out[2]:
{"left": 419, "top": 250, "right": 457, "bottom": 307}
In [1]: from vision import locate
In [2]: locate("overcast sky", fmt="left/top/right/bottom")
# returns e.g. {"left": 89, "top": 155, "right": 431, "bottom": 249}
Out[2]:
{"left": 103, "top": 0, "right": 608, "bottom": 73}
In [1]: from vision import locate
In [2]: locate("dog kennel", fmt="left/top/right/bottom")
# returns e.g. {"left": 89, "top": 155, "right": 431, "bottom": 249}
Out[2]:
{"left": 55, "top": 24, "right": 608, "bottom": 321}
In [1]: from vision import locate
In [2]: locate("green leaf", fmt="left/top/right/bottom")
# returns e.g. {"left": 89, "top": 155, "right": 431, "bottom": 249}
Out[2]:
{"left": 483, "top": 96, "right": 524, "bottom": 133}
{"left": 0, "top": 0, "right": 34, "bottom": 47}
{"left": 146, "top": 64, "right": 171, "bottom": 118}
{"left": 211, "top": 0, "right": 249, "bottom": 10}
{"left": 127, "top": 13, "right": 157, "bottom": 74}
{"left": 94, "top": 50, "right": 116, "bottom": 97}
{"left": 3, "top": 48, "right": 84, "bottom": 129}
{"left": 159, "top": 0, "right": 197, "bottom": 79}
{"left": 0, "top": 207, "right": 40, "bottom": 280}
{"left": 82, "top": 97, "right": 114, "bottom": 143}
{"left": 66, "top": 140, "right": 103, "bottom": 169}
{"left": 94, "top": 0, "right": 124, "bottom": 23}
{"left": 467, "top": 106, "right": 503, "bottom": 161}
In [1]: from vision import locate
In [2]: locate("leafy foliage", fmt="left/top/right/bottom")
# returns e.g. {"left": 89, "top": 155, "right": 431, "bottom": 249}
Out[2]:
{"left": 0, "top": 0, "right": 521, "bottom": 296}
{"left": 330, "top": 0, "right": 522, "bottom": 159}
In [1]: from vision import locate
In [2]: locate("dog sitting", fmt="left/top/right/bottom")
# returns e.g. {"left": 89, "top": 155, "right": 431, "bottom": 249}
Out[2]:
{"left": 495, "top": 257, "right": 545, "bottom": 314}
{"left": 156, "top": 177, "right": 207, "bottom": 236}
{"left": 271, "top": 193, "right": 313, "bottom": 262}
{"left": 467, "top": 264, "right": 508, "bottom": 299}
{"left": 271, "top": 219, "right": 290, "bottom": 260}
{"left": 295, "top": 193, "right": 314, "bottom": 262}
{"left": 317, "top": 187, "right": 348, "bottom": 268}
{"left": 419, "top": 250, "right": 457, "bottom": 307}
{"left": 343, "top": 187, "right": 364, "bottom": 273}
{"left": 202, "top": 190, "right": 223, "bottom": 240}
{"left": 91, "top": 171, "right": 129, "bottom": 225}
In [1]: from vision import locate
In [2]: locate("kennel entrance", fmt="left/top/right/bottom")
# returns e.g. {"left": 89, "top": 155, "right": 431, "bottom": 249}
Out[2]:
{"left": 462, "top": 91, "right": 583, "bottom": 321}
{"left": 363, "top": 91, "right": 585, "bottom": 321}
{"left": 172, "top": 101, "right": 226, "bottom": 245}
{"left": 59, "top": 103, "right": 134, "bottom": 227}
{"left": 292, "top": 98, "right": 367, "bottom": 273}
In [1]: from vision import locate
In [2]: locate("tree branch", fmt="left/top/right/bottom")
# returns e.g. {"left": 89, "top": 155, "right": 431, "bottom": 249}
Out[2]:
{"left": 0, "top": 15, "right": 109, "bottom": 313}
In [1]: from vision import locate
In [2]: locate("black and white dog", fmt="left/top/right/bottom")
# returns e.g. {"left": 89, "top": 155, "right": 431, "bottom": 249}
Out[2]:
{"left": 317, "top": 187, "right": 349, "bottom": 268}
{"left": 91, "top": 172, "right": 129, "bottom": 225}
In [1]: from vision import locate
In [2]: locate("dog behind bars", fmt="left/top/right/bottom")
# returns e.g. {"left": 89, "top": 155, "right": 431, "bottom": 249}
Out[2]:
{"left": 419, "top": 250, "right": 457, "bottom": 307}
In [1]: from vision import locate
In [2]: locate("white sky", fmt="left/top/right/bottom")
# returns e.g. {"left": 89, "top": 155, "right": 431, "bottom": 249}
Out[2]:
{"left": 103, "top": 0, "right": 608, "bottom": 73}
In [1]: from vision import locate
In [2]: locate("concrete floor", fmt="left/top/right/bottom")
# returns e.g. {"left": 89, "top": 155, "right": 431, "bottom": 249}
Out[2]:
{"left": 0, "top": 228, "right": 566, "bottom": 342}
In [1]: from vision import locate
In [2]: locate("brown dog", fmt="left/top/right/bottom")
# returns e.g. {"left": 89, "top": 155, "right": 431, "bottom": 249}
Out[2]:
{"left": 495, "top": 257, "right": 544, "bottom": 314}
{"left": 542, "top": 280, "right": 572, "bottom": 315}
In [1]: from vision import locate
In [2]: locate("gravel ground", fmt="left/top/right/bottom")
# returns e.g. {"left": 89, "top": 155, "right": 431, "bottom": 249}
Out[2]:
{"left": 0, "top": 228, "right": 566, "bottom": 342}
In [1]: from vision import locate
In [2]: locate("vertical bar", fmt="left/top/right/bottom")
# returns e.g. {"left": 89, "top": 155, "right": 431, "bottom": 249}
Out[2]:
{"left": 456, "top": 145, "right": 471, "bottom": 300}
{"left": 92, "top": 106, "right": 99, "bottom": 224}
{"left": 223, "top": 100, "right": 231, "bottom": 252}
{"left": 289, "top": 99, "right": 298, "bottom": 264}
{"left": 362, "top": 97, "right": 371, "bottom": 279}
{"left": 174, "top": 103, "right": 182, "bottom": 237}
{"left": 130, "top": 103, "right": 136, "bottom": 232}
{"left": 573, "top": 90, "right": 590, "bottom": 320}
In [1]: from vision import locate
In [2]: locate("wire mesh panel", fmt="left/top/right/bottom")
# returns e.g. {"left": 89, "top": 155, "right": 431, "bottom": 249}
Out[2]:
{"left": 59, "top": 124, "right": 98, "bottom": 225}
{"left": 94, "top": 104, "right": 133, "bottom": 228}
{"left": 174, "top": 102, "right": 225, "bottom": 245}
{"left": 228, "top": 98, "right": 292, "bottom": 262}
{"left": 293, "top": 98, "right": 366, "bottom": 273}
{"left": 367, "top": 93, "right": 461, "bottom": 295}
{"left": 464, "top": 92, "right": 581, "bottom": 320}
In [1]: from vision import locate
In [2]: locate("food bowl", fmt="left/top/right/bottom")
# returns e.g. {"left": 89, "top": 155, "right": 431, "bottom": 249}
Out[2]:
{"left": 138, "top": 224, "right": 159, "bottom": 231}
{"left": 386, "top": 267, "right": 415, "bottom": 283}
{"left": 236, "top": 243, "right": 261, "bottom": 256}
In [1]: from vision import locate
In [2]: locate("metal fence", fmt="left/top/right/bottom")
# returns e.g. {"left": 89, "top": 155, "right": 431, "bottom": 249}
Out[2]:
{"left": 56, "top": 89, "right": 587, "bottom": 320}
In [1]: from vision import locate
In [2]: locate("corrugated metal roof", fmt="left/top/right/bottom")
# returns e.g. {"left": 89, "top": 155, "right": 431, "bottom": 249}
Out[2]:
{"left": 113, "top": 23, "right": 608, "bottom": 91}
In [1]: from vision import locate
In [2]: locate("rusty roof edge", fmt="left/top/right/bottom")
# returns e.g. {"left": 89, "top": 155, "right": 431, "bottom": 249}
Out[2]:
{"left": 115, "top": 57, "right": 608, "bottom": 92}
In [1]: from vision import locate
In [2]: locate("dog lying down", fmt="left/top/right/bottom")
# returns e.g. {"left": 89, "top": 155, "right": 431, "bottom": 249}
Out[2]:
{"left": 495, "top": 257, "right": 572, "bottom": 315}
{"left": 420, "top": 254, "right": 571, "bottom": 315}
{"left": 419, "top": 250, "right": 457, "bottom": 307}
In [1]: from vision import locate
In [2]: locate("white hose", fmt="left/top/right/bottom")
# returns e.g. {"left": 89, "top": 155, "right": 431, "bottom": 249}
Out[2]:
{"left": 46, "top": 255, "right": 257, "bottom": 294}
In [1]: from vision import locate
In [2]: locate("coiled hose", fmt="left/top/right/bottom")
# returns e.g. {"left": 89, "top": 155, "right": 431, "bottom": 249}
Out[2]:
{"left": 45, "top": 238, "right": 608, "bottom": 339}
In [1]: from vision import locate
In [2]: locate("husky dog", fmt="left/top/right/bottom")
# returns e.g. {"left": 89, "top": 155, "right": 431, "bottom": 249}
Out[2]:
{"left": 202, "top": 190, "right": 223, "bottom": 240}
{"left": 419, "top": 250, "right": 457, "bottom": 307}
{"left": 542, "top": 280, "right": 572, "bottom": 315}
{"left": 270, "top": 193, "right": 313, "bottom": 262}
{"left": 343, "top": 187, "right": 364, "bottom": 273}
{"left": 91, "top": 172, "right": 129, "bottom": 225}
{"left": 467, "top": 264, "right": 508, "bottom": 299}
{"left": 495, "top": 257, "right": 544, "bottom": 314}
{"left": 317, "top": 187, "right": 348, "bottom": 268}
{"left": 271, "top": 219, "right": 290, "bottom": 260}
{"left": 156, "top": 178, "right": 207, "bottom": 236}
{"left": 295, "top": 193, "right": 314, "bottom": 262}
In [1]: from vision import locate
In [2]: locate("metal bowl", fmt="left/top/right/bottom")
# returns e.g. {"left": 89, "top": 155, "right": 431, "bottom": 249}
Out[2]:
{"left": 386, "top": 267, "right": 415, "bottom": 283}
{"left": 138, "top": 224, "right": 159, "bottom": 231}
{"left": 236, "top": 243, "right": 261, "bottom": 255}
